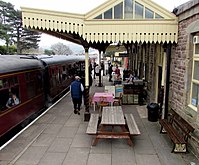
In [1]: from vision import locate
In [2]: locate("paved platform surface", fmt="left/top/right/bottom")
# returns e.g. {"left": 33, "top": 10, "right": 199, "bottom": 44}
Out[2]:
{"left": 0, "top": 75, "right": 198, "bottom": 165}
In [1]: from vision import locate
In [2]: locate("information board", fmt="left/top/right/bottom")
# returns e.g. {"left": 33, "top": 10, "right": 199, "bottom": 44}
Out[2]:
{"left": 105, "top": 86, "right": 115, "bottom": 98}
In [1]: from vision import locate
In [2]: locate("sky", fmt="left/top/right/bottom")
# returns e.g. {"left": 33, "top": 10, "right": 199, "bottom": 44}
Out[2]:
{"left": 2, "top": 0, "right": 190, "bottom": 48}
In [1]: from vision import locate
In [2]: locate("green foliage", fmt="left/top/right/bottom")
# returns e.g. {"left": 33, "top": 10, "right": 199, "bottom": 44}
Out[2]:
{"left": 0, "top": 0, "right": 41, "bottom": 54}
{"left": 44, "top": 49, "right": 55, "bottom": 55}
{"left": 17, "top": 28, "right": 41, "bottom": 53}
{"left": 0, "top": 45, "right": 16, "bottom": 54}
{"left": 0, "top": 45, "right": 7, "bottom": 54}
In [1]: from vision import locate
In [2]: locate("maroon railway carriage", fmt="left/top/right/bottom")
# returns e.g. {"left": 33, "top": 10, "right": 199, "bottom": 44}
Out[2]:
{"left": 0, "top": 54, "right": 85, "bottom": 139}
{"left": 37, "top": 55, "right": 85, "bottom": 104}
{"left": 0, "top": 55, "right": 45, "bottom": 138}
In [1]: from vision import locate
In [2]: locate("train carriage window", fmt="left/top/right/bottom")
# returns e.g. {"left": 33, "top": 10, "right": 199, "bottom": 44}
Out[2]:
{"left": 0, "top": 77, "right": 20, "bottom": 111}
{"left": 52, "top": 67, "right": 56, "bottom": 87}
{"left": 6, "top": 92, "right": 20, "bottom": 109}
{"left": 0, "top": 89, "right": 9, "bottom": 111}
{"left": 68, "top": 64, "right": 73, "bottom": 77}
{"left": 35, "top": 72, "right": 44, "bottom": 94}
{"left": 57, "top": 68, "right": 62, "bottom": 84}
{"left": 0, "top": 80, "right": 3, "bottom": 88}
{"left": 3, "top": 79, "right": 9, "bottom": 88}
{"left": 62, "top": 66, "right": 67, "bottom": 80}
{"left": 26, "top": 72, "right": 36, "bottom": 99}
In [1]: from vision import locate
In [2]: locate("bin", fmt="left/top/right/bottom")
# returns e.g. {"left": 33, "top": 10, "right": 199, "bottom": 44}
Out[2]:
{"left": 147, "top": 103, "right": 159, "bottom": 122}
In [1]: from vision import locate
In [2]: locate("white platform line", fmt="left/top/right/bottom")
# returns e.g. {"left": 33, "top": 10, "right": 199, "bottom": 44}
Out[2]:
{"left": 0, "top": 91, "right": 70, "bottom": 151}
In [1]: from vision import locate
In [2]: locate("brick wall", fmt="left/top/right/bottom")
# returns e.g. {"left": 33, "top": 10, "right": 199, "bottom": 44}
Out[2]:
{"left": 171, "top": 1, "right": 199, "bottom": 159}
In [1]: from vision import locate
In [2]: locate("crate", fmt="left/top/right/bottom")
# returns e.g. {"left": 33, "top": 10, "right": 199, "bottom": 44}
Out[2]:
{"left": 122, "top": 94, "right": 128, "bottom": 104}
{"left": 122, "top": 94, "right": 139, "bottom": 105}
{"left": 133, "top": 94, "right": 139, "bottom": 104}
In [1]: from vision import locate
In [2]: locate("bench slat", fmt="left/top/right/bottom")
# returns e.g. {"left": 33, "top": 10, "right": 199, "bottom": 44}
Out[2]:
{"left": 171, "top": 109, "right": 195, "bottom": 133}
{"left": 86, "top": 114, "right": 99, "bottom": 135}
{"left": 125, "top": 114, "right": 141, "bottom": 135}
{"left": 160, "top": 119, "right": 186, "bottom": 144}
{"left": 159, "top": 109, "right": 195, "bottom": 153}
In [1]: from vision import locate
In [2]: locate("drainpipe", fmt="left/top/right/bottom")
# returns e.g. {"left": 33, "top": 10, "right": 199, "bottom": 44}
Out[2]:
{"left": 98, "top": 50, "right": 102, "bottom": 87}
{"left": 164, "top": 42, "right": 172, "bottom": 119}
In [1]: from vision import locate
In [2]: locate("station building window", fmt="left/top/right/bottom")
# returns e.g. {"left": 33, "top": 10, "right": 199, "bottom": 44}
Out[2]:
{"left": 190, "top": 36, "right": 199, "bottom": 109}
{"left": 135, "top": 2, "right": 143, "bottom": 19}
{"left": 124, "top": 0, "right": 133, "bottom": 19}
{"left": 114, "top": 2, "right": 123, "bottom": 19}
{"left": 94, "top": 0, "right": 164, "bottom": 20}
{"left": 94, "top": 14, "right": 102, "bottom": 19}
{"left": 104, "top": 8, "right": 112, "bottom": 19}
{"left": 155, "top": 13, "right": 164, "bottom": 19}
{"left": 145, "top": 8, "right": 154, "bottom": 19}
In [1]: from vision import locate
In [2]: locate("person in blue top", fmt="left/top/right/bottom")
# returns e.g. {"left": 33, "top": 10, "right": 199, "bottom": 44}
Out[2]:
{"left": 70, "top": 76, "right": 84, "bottom": 115}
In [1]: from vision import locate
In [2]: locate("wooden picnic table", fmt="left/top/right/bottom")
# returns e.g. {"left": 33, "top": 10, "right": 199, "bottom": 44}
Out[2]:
{"left": 87, "top": 106, "right": 141, "bottom": 146}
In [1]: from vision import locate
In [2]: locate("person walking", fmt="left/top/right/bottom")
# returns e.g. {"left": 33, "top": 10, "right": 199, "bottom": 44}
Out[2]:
{"left": 108, "top": 64, "right": 113, "bottom": 82}
{"left": 93, "top": 62, "right": 97, "bottom": 79}
{"left": 70, "top": 76, "right": 84, "bottom": 115}
{"left": 101, "top": 62, "right": 105, "bottom": 76}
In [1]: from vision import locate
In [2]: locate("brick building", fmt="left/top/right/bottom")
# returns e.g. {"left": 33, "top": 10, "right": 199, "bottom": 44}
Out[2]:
{"left": 171, "top": 0, "right": 199, "bottom": 158}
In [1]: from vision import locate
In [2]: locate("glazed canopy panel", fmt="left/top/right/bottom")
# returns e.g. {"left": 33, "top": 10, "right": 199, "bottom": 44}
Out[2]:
{"left": 21, "top": 0, "right": 178, "bottom": 44}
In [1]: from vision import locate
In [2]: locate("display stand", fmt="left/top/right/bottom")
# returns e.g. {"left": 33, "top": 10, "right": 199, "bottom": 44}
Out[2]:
{"left": 122, "top": 81, "right": 144, "bottom": 105}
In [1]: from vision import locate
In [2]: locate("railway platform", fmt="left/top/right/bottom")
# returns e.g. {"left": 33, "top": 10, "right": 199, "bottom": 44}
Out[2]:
{"left": 0, "top": 75, "right": 198, "bottom": 165}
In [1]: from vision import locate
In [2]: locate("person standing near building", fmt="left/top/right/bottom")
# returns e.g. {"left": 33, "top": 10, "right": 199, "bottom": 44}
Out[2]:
{"left": 114, "top": 65, "right": 121, "bottom": 80}
{"left": 108, "top": 64, "right": 113, "bottom": 82}
{"left": 101, "top": 61, "right": 105, "bottom": 76}
{"left": 94, "top": 64, "right": 101, "bottom": 86}
{"left": 70, "top": 76, "right": 84, "bottom": 115}
{"left": 114, "top": 65, "right": 120, "bottom": 75}
{"left": 95, "top": 64, "right": 100, "bottom": 77}
{"left": 93, "top": 62, "right": 97, "bottom": 79}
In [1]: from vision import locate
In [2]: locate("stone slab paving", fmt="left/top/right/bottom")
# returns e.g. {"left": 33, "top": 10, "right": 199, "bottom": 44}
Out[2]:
{"left": 0, "top": 75, "right": 198, "bottom": 165}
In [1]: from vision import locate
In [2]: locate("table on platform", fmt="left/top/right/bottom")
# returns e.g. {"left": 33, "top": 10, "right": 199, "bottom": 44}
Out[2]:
{"left": 92, "top": 106, "right": 133, "bottom": 146}
{"left": 92, "top": 92, "right": 114, "bottom": 111}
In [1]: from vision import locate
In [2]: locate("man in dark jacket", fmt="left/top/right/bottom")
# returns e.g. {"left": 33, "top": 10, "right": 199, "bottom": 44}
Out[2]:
{"left": 108, "top": 64, "right": 113, "bottom": 82}
{"left": 70, "top": 76, "right": 84, "bottom": 115}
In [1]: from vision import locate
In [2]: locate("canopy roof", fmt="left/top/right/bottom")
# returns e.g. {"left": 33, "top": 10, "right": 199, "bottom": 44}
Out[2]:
{"left": 21, "top": 0, "right": 178, "bottom": 49}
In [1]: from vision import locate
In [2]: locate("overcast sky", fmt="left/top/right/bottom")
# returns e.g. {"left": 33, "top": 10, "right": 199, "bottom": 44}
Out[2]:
{"left": 5, "top": 0, "right": 189, "bottom": 13}
{"left": 2, "top": 0, "right": 189, "bottom": 48}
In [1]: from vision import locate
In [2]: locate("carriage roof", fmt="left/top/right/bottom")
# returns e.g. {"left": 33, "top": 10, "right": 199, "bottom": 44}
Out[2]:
{"left": 0, "top": 55, "right": 44, "bottom": 74}
{"left": 34, "top": 55, "right": 85, "bottom": 65}
{"left": 0, "top": 54, "right": 86, "bottom": 74}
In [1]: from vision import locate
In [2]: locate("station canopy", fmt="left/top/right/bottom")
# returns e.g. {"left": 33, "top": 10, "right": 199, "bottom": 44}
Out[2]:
{"left": 21, "top": 0, "right": 178, "bottom": 49}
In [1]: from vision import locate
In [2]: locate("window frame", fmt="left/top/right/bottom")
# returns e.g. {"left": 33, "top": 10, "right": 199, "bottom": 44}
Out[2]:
{"left": 190, "top": 39, "right": 199, "bottom": 111}
{"left": 0, "top": 75, "right": 20, "bottom": 112}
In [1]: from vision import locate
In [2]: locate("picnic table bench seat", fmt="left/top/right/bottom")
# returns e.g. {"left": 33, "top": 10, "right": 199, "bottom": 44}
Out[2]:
{"left": 124, "top": 114, "right": 141, "bottom": 135}
{"left": 86, "top": 114, "right": 99, "bottom": 135}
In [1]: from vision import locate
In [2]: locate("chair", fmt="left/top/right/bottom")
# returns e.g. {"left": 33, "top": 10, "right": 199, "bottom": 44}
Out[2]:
{"left": 98, "top": 96, "right": 109, "bottom": 113}
{"left": 89, "top": 95, "right": 94, "bottom": 107}
{"left": 113, "top": 93, "right": 122, "bottom": 106}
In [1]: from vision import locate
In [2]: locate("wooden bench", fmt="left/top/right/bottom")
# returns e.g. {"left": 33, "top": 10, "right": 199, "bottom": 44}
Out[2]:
{"left": 159, "top": 109, "right": 195, "bottom": 153}
{"left": 124, "top": 114, "right": 141, "bottom": 135}
{"left": 86, "top": 114, "right": 99, "bottom": 135}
